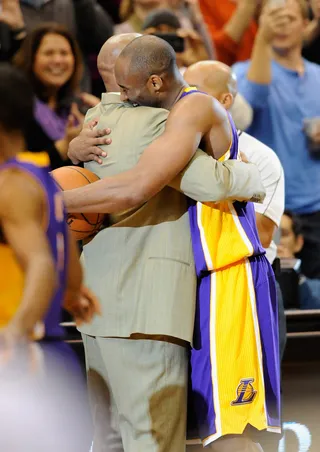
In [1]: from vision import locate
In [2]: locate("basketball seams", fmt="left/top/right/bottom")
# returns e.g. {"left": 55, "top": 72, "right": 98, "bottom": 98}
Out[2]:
{"left": 64, "top": 166, "right": 95, "bottom": 184}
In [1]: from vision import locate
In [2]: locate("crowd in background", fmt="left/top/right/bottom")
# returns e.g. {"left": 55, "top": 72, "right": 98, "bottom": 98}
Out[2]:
{"left": 0, "top": 0, "right": 320, "bottom": 310}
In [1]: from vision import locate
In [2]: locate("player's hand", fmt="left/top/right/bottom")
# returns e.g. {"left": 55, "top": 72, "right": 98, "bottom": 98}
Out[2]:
{"left": 240, "top": 151, "right": 249, "bottom": 163}
{"left": 64, "top": 285, "right": 102, "bottom": 326}
{"left": 0, "top": 324, "right": 24, "bottom": 365}
{"left": 67, "top": 119, "right": 112, "bottom": 165}
{"left": 0, "top": 326, "right": 44, "bottom": 373}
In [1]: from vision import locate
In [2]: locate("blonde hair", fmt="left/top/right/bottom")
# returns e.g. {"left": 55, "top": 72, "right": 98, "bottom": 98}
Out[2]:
{"left": 120, "top": 0, "right": 134, "bottom": 22}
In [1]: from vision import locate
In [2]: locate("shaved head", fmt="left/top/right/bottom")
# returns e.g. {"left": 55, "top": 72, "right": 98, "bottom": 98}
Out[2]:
{"left": 97, "top": 33, "right": 141, "bottom": 91}
{"left": 114, "top": 35, "right": 182, "bottom": 108}
{"left": 184, "top": 61, "right": 238, "bottom": 109}
{"left": 117, "top": 35, "right": 177, "bottom": 82}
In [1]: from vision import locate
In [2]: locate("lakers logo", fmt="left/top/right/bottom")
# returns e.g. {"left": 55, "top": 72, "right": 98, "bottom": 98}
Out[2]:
{"left": 231, "top": 378, "right": 257, "bottom": 406}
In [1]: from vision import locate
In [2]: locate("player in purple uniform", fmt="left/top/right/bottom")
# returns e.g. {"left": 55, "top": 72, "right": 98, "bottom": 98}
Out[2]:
{"left": 0, "top": 63, "right": 100, "bottom": 361}
{"left": 0, "top": 63, "right": 100, "bottom": 450}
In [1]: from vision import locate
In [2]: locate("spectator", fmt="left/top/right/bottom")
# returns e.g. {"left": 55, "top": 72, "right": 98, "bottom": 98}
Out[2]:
{"left": 198, "top": 0, "right": 262, "bottom": 66}
{"left": 116, "top": 0, "right": 214, "bottom": 58}
{"left": 278, "top": 211, "right": 320, "bottom": 309}
{"left": 233, "top": 0, "right": 320, "bottom": 280}
{"left": 303, "top": 0, "right": 320, "bottom": 64}
{"left": 14, "top": 23, "right": 84, "bottom": 169}
{"left": 19, "top": 0, "right": 114, "bottom": 92}
{"left": 142, "top": 8, "right": 209, "bottom": 71}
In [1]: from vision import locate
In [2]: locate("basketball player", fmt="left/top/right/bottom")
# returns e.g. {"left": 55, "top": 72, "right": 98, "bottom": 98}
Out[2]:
{"left": 0, "top": 63, "right": 100, "bottom": 358}
{"left": 63, "top": 36, "right": 280, "bottom": 451}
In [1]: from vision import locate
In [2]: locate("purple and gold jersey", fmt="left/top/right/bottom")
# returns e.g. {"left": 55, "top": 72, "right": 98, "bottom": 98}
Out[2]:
{"left": 0, "top": 152, "right": 68, "bottom": 338}
{"left": 180, "top": 87, "right": 281, "bottom": 445}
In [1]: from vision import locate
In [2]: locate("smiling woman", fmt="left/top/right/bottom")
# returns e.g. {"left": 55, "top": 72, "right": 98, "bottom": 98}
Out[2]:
{"left": 13, "top": 23, "right": 84, "bottom": 169}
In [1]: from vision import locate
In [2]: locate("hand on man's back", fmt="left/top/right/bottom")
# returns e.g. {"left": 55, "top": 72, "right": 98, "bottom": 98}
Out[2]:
{"left": 68, "top": 119, "right": 112, "bottom": 165}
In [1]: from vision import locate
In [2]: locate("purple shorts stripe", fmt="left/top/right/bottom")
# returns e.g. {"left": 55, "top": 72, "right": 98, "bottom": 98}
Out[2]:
{"left": 249, "top": 256, "right": 281, "bottom": 428}
{"left": 189, "top": 273, "right": 217, "bottom": 439}
{"left": 188, "top": 255, "right": 281, "bottom": 442}
{"left": 188, "top": 200, "right": 208, "bottom": 276}
{"left": 233, "top": 202, "right": 265, "bottom": 256}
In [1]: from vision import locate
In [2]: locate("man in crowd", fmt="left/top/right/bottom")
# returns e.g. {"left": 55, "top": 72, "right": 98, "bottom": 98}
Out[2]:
{"left": 278, "top": 211, "right": 320, "bottom": 310}
{"left": 233, "top": 0, "right": 320, "bottom": 281}
{"left": 67, "top": 34, "right": 266, "bottom": 452}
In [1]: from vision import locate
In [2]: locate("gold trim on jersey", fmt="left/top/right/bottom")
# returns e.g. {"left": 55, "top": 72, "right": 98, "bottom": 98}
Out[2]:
{"left": 17, "top": 151, "right": 50, "bottom": 167}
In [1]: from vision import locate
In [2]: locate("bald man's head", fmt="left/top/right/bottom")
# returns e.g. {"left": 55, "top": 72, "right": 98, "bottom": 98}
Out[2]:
{"left": 184, "top": 61, "right": 238, "bottom": 111}
{"left": 97, "top": 33, "right": 141, "bottom": 91}
{"left": 114, "top": 35, "right": 180, "bottom": 107}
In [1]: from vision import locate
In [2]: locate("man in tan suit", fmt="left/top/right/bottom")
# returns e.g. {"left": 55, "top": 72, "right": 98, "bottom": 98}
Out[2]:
{"left": 67, "top": 35, "right": 265, "bottom": 452}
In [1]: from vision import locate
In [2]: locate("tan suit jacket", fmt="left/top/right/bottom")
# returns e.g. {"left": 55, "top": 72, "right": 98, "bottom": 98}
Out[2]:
{"left": 79, "top": 93, "right": 265, "bottom": 343}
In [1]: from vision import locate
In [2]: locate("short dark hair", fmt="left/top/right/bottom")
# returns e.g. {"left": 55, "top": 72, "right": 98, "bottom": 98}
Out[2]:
{"left": 142, "top": 9, "right": 181, "bottom": 31}
{"left": 284, "top": 210, "right": 303, "bottom": 237}
{"left": 119, "top": 35, "right": 177, "bottom": 80}
{"left": 13, "top": 22, "right": 83, "bottom": 112}
{"left": 0, "top": 63, "right": 34, "bottom": 134}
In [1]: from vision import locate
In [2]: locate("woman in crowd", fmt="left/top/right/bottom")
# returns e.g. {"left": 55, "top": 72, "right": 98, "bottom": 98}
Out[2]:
{"left": 14, "top": 23, "right": 84, "bottom": 169}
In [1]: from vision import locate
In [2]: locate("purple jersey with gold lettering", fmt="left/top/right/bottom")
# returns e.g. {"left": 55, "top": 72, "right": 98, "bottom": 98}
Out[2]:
{"left": 0, "top": 152, "right": 68, "bottom": 338}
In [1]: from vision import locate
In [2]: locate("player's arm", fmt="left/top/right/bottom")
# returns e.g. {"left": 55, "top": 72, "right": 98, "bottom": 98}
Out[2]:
{"left": 63, "top": 228, "right": 101, "bottom": 325}
{"left": 63, "top": 94, "right": 215, "bottom": 214}
{"left": 0, "top": 170, "right": 56, "bottom": 338}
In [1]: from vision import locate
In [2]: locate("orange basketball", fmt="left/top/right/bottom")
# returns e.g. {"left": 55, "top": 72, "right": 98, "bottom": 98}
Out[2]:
{"left": 51, "top": 166, "right": 105, "bottom": 241}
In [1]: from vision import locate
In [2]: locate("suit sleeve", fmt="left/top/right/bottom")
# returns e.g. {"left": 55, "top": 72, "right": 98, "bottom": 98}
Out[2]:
{"left": 168, "top": 150, "right": 266, "bottom": 203}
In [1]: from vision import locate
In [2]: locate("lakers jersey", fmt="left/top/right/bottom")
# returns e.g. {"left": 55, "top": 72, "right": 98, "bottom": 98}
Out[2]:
{"left": 0, "top": 152, "right": 69, "bottom": 338}
{"left": 180, "top": 87, "right": 265, "bottom": 275}
{"left": 181, "top": 87, "right": 281, "bottom": 443}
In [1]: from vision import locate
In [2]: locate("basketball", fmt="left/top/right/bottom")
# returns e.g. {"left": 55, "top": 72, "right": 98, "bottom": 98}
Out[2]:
{"left": 51, "top": 166, "right": 105, "bottom": 241}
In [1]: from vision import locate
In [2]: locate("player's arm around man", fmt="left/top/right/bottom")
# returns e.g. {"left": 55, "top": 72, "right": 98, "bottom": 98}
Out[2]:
{"left": 64, "top": 94, "right": 265, "bottom": 214}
